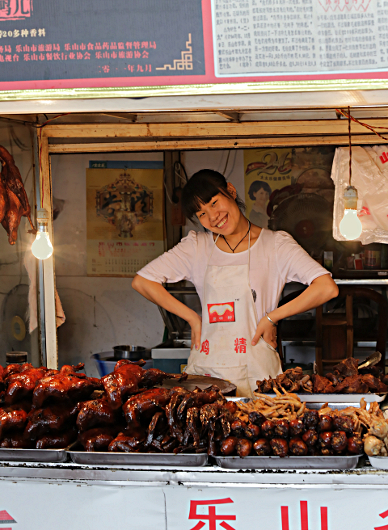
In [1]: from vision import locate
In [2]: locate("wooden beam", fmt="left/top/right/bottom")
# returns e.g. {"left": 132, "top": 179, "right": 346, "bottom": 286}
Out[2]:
{"left": 48, "top": 134, "right": 385, "bottom": 154}
{"left": 214, "top": 111, "right": 240, "bottom": 122}
{"left": 38, "top": 134, "right": 58, "bottom": 369}
{"left": 42, "top": 119, "right": 388, "bottom": 139}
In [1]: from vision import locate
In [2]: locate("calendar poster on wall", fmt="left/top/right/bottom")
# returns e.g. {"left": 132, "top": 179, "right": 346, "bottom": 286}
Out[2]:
{"left": 86, "top": 167, "right": 164, "bottom": 277}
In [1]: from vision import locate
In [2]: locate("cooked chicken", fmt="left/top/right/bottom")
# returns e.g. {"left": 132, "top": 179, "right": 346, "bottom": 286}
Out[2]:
{"left": 5, "top": 366, "right": 48, "bottom": 405}
{"left": 33, "top": 363, "right": 102, "bottom": 408}
{"left": 76, "top": 398, "right": 118, "bottom": 432}
{"left": 25, "top": 403, "right": 78, "bottom": 441}
{"left": 0, "top": 145, "right": 34, "bottom": 244}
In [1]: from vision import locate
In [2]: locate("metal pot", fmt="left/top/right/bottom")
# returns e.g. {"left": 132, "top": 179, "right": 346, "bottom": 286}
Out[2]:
{"left": 113, "top": 345, "right": 148, "bottom": 361}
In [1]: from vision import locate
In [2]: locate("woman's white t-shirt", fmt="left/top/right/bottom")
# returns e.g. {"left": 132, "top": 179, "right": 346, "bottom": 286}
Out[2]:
{"left": 137, "top": 229, "right": 329, "bottom": 319}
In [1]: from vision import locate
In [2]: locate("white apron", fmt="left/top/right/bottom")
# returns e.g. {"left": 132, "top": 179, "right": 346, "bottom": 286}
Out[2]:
{"left": 186, "top": 231, "right": 282, "bottom": 397}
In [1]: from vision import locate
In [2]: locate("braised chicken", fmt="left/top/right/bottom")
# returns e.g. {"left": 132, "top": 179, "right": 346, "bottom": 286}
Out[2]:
{"left": 0, "top": 145, "right": 35, "bottom": 244}
{"left": 78, "top": 427, "right": 120, "bottom": 452}
{"left": 256, "top": 357, "right": 388, "bottom": 395}
{"left": 0, "top": 403, "right": 31, "bottom": 438}
{"left": 102, "top": 360, "right": 186, "bottom": 410}
{"left": 76, "top": 398, "right": 118, "bottom": 432}
{"left": 33, "top": 363, "right": 102, "bottom": 408}
{"left": 5, "top": 366, "right": 48, "bottom": 405}
{"left": 25, "top": 403, "right": 78, "bottom": 441}
{"left": 36, "top": 427, "right": 77, "bottom": 449}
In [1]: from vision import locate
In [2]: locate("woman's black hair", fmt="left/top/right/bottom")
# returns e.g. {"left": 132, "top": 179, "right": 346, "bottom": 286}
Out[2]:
{"left": 248, "top": 180, "right": 272, "bottom": 200}
{"left": 181, "top": 169, "right": 245, "bottom": 221}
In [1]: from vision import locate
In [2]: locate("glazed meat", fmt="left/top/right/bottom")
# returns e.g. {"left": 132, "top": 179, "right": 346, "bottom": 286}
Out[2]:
{"left": 3, "top": 363, "right": 33, "bottom": 381}
{"left": 253, "top": 438, "right": 271, "bottom": 456}
{"left": 318, "top": 415, "right": 333, "bottom": 432}
{"left": 25, "top": 403, "right": 78, "bottom": 441}
{"left": 331, "top": 431, "right": 347, "bottom": 453}
{"left": 0, "top": 406, "right": 29, "bottom": 438}
{"left": 289, "top": 437, "right": 308, "bottom": 456}
{"left": 76, "top": 398, "right": 117, "bottom": 432}
{"left": 332, "top": 415, "right": 354, "bottom": 434}
{"left": 302, "top": 429, "right": 318, "bottom": 447}
{"left": 244, "top": 423, "right": 261, "bottom": 441}
{"left": 108, "top": 432, "right": 145, "bottom": 453}
{"left": 36, "top": 427, "right": 77, "bottom": 449}
{"left": 270, "top": 438, "right": 288, "bottom": 457}
{"left": 361, "top": 374, "right": 388, "bottom": 393}
{"left": 220, "top": 436, "right": 239, "bottom": 456}
{"left": 33, "top": 364, "right": 101, "bottom": 408}
{"left": 347, "top": 436, "right": 363, "bottom": 455}
{"left": 0, "top": 172, "right": 7, "bottom": 226}
{"left": 318, "top": 431, "right": 333, "bottom": 450}
{"left": 334, "top": 376, "right": 369, "bottom": 394}
{"left": 5, "top": 366, "right": 47, "bottom": 405}
{"left": 312, "top": 375, "right": 335, "bottom": 394}
{"left": 261, "top": 420, "right": 275, "bottom": 438}
{"left": 274, "top": 419, "right": 289, "bottom": 438}
{"left": 123, "top": 388, "right": 171, "bottom": 431}
{"left": 256, "top": 366, "right": 313, "bottom": 394}
{"left": 102, "top": 362, "right": 145, "bottom": 409}
{"left": 303, "top": 410, "right": 319, "bottom": 430}
{"left": 79, "top": 427, "right": 119, "bottom": 452}
{"left": 0, "top": 145, "right": 35, "bottom": 244}
{"left": 236, "top": 438, "right": 252, "bottom": 458}
{"left": 332, "top": 358, "right": 359, "bottom": 378}
{"left": 289, "top": 419, "right": 304, "bottom": 437}
{"left": 1, "top": 187, "right": 24, "bottom": 245}
{"left": 102, "top": 360, "right": 186, "bottom": 409}
{"left": 0, "top": 431, "right": 29, "bottom": 448}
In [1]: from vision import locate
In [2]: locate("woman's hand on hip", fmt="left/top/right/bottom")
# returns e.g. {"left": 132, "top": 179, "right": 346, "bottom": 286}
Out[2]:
{"left": 188, "top": 312, "right": 202, "bottom": 350}
{"left": 252, "top": 315, "right": 277, "bottom": 349}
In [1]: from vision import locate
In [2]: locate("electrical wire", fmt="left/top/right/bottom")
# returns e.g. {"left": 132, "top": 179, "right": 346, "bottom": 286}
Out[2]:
{"left": 336, "top": 107, "right": 388, "bottom": 142}
{"left": 348, "top": 106, "right": 352, "bottom": 187}
{"left": 222, "top": 150, "right": 231, "bottom": 175}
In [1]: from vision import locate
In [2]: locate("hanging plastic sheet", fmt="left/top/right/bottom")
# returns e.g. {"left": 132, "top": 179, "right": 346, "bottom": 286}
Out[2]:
{"left": 331, "top": 146, "right": 388, "bottom": 244}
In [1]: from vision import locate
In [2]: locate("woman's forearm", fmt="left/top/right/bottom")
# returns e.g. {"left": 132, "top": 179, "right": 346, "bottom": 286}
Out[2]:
{"left": 267, "top": 274, "right": 339, "bottom": 324}
{"left": 132, "top": 275, "right": 198, "bottom": 325}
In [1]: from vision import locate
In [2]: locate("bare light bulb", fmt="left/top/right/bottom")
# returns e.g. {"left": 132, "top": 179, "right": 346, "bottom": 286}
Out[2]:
{"left": 339, "top": 185, "right": 362, "bottom": 241}
{"left": 31, "top": 208, "right": 53, "bottom": 260}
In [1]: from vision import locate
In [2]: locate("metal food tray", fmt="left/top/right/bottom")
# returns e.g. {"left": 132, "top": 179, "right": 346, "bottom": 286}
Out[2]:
{"left": 214, "top": 454, "right": 361, "bottom": 470}
{"left": 261, "top": 393, "right": 386, "bottom": 403}
{"left": 68, "top": 449, "right": 208, "bottom": 467}
{"left": 368, "top": 456, "right": 388, "bottom": 470}
{"left": 0, "top": 447, "right": 68, "bottom": 463}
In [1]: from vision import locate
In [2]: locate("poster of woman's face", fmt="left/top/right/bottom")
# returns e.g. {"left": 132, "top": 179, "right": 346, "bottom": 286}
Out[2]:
{"left": 247, "top": 180, "right": 272, "bottom": 228}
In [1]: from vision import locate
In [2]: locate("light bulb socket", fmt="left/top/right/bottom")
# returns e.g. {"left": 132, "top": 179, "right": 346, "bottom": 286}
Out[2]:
{"left": 343, "top": 185, "right": 358, "bottom": 210}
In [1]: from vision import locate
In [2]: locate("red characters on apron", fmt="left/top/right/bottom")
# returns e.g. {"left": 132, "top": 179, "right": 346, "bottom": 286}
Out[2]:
{"left": 186, "top": 230, "right": 283, "bottom": 398}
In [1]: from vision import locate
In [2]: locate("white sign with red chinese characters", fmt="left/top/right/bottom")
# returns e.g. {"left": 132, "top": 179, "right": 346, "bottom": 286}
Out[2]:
{"left": 1, "top": 479, "right": 388, "bottom": 529}
{"left": 0, "top": 481, "right": 165, "bottom": 529}
{"left": 164, "top": 485, "right": 388, "bottom": 530}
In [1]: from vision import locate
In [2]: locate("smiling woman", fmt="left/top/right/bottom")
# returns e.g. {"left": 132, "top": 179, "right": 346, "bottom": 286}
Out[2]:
{"left": 132, "top": 169, "right": 338, "bottom": 397}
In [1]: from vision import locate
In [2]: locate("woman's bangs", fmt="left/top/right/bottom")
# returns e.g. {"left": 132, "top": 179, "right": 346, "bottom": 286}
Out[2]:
{"left": 183, "top": 181, "right": 225, "bottom": 219}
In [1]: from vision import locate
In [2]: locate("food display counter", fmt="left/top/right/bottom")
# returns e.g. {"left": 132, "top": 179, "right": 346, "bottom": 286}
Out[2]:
{"left": 0, "top": 458, "right": 388, "bottom": 530}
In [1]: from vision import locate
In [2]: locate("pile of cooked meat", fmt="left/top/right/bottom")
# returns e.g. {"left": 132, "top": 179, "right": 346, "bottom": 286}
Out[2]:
{"left": 0, "top": 145, "right": 34, "bottom": 245}
{"left": 0, "top": 359, "right": 371, "bottom": 458}
{"left": 219, "top": 407, "right": 364, "bottom": 458}
{"left": 0, "top": 359, "right": 234, "bottom": 454}
{"left": 255, "top": 358, "right": 388, "bottom": 395}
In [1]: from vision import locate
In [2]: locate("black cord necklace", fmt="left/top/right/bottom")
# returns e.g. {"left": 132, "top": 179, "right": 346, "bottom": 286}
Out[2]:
{"left": 222, "top": 221, "right": 251, "bottom": 253}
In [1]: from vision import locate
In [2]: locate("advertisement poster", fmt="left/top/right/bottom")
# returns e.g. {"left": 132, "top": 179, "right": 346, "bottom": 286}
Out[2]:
{"left": 0, "top": 0, "right": 388, "bottom": 91}
{"left": 86, "top": 167, "right": 164, "bottom": 277}
{"left": 244, "top": 147, "right": 335, "bottom": 229}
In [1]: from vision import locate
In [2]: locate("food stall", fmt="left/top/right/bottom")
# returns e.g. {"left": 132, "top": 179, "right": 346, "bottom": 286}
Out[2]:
{"left": 1, "top": 0, "right": 388, "bottom": 527}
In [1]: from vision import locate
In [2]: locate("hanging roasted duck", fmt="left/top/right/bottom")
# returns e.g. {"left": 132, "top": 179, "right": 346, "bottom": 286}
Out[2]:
{"left": 0, "top": 145, "right": 35, "bottom": 245}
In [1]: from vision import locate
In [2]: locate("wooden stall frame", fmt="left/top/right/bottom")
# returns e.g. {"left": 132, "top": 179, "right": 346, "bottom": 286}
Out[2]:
{"left": 39, "top": 114, "right": 388, "bottom": 366}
